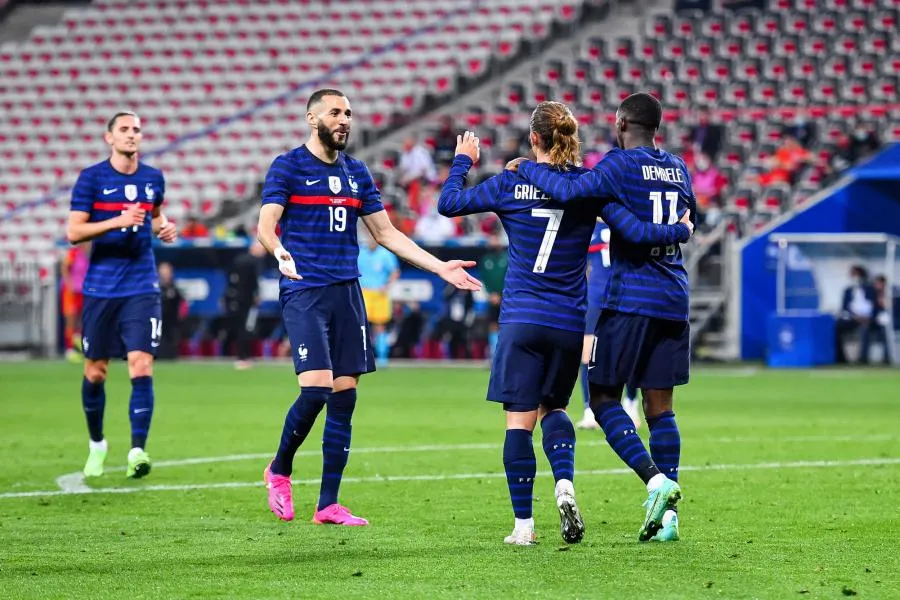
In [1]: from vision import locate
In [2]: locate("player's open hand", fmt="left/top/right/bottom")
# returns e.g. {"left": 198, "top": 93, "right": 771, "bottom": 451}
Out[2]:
{"left": 156, "top": 219, "right": 178, "bottom": 243}
{"left": 274, "top": 246, "right": 302, "bottom": 281}
{"left": 455, "top": 131, "right": 480, "bottom": 163}
{"left": 505, "top": 157, "right": 527, "bottom": 172}
{"left": 680, "top": 209, "right": 695, "bottom": 236}
{"left": 437, "top": 259, "right": 482, "bottom": 291}
{"left": 118, "top": 203, "right": 146, "bottom": 229}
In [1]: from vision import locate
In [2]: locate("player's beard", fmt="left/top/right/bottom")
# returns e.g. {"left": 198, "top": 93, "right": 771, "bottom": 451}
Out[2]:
{"left": 317, "top": 121, "right": 349, "bottom": 151}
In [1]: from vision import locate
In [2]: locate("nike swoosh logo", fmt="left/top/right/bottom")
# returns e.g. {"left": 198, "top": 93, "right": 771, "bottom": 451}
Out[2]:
{"left": 103, "top": 188, "right": 118, "bottom": 195}
{"left": 305, "top": 179, "right": 321, "bottom": 186}
{"left": 343, "top": 447, "right": 351, "bottom": 452}
{"left": 133, "top": 408, "right": 151, "bottom": 414}
{"left": 151, "top": 342, "right": 160, "bottom": 348}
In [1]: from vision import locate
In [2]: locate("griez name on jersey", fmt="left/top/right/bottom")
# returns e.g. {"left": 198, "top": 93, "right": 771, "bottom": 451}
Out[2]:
{"left": 641, "top": 165, "right": 686, "bottom": 184}
{"left": 513, "top": 184, "right": 551, "bottom": 201}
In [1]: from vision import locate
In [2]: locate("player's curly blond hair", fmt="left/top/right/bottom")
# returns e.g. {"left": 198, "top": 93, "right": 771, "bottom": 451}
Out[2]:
{"left": 530, "top": 101, "right": 582, "bottom": 169}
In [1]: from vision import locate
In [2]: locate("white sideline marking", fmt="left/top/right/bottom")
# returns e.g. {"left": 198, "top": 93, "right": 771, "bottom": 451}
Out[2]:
{"left": 47, "top": 433, "right": 896, "bottom": 495}
{"left": 1, "top": 457, "right": 897, "bottom": 500}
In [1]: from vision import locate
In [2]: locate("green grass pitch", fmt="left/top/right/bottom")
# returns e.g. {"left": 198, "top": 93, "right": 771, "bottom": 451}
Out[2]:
{"left": 1, "top": 362, "right": 899, "bottom": 599}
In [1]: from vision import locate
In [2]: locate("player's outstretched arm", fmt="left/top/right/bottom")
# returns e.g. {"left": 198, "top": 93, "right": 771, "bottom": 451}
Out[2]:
{"left": 66, "top": 204, "right": 145, "bottom": 244}
{"left": 515, "top": 160, "right": 612, "bottom": 203}
{"left": 438, "top": 131, "right": 504, "bottom": 217}
{"left": 361, "top": 210, "right": 482, "bottom": 291}
{"left": 257, "top": 203, "right": 301, "bottom": 280}
{"left": 601, "top": 203, "right": 694, "bottom": 245}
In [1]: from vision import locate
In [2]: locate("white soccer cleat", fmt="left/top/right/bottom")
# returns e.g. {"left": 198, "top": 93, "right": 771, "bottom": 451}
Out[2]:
{"left": 555, "top": 479, "right": 585, "bottom": 544}
{"left": 575, "top": 407, "right": 600, "bottom": 430}
{"left": 504, "top": 522, "right": 537, "bottom": 546}
{"left": 623, "top": 397, "right": 641, "bottom": 428}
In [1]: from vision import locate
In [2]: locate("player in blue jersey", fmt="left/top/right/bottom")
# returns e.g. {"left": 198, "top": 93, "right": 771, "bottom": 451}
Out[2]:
{"left": 66, "top": 111, "right": 178, "bottom": 479}
{"left": 257, "top": 89, "right": 481, "bottom": 526}
{"left": 512, "top": 93, "right": 696, "bottom": 542}
{"left": 438, "top": 102, "right": 690, "bottom": 546}
{"left": 576, "top": 221, "right": 641, "bottom": 430}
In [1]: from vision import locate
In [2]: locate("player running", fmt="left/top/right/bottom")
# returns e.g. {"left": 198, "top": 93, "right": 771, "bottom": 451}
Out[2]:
{"left": 512, "top": 93, "right": 696, "bottom": 542}
{"left": 576, "top": 221, "right": 641, "bottom": 430}
{"left": 439, "top": 102, "right": 690, "bottom": 546}
{"left": 258, "top": 89, "right": 480, "bottom": 526}
{"left": 66, "top": 111, "right": 178, "bottom": 479}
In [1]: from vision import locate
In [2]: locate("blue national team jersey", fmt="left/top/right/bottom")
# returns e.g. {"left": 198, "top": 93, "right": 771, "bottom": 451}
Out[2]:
{"left": 519, "top": 147, "right": 696, "bottom": 321}
{"left": 587, "top": 221, "right": 611, "bottom": 297}
{"left": 261, "top": 145, "right": 385, "bottom": 292}
{"left": 69, "top": 160, "right": 165, "bottom": 298}
{"left": 439, "top": 156, "right": 687, "bottom": 333}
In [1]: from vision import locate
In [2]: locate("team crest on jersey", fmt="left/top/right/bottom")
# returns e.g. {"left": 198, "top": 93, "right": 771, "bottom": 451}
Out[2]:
{"left": 328, "top": 176, "right": 342, "bottom": 195}
{"left": 124, "top": 184, "right": 138, "bottom": 201}
{"left": 348, "top": 176, "right": 358, "bottom": 193}
{"left": 297, "top": 344, "right": 309, "bottom": 362}
{"left": 145, "top": 183, "right": 155, "bottom": 201}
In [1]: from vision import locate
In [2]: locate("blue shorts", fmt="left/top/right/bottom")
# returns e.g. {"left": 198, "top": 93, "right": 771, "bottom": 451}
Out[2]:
{"left": 487, "top": 322, "right": 583, "bottom": 412}
{"left": 81, "top": 293, "right": 162, "bottom": 360}
{"left": 589, "top": 309, "right": 690, "bottom": 389}
{"left": 281, "top": 280, "right": 375, "bottom": 377}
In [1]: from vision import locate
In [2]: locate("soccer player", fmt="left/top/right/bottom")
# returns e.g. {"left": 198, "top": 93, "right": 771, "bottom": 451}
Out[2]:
{"left": 576, "top": 221, "right": 641, "bottom": 430}
{"left": 61, "top": 243, "right": 89, "bottom": 362}
{"left": 358, "top": 234, "right": 400, "bottom": 366}
{"left": 66, "top": 111, "right": 178, "bottom": 479}
{"left": 257, "top": 89, "right": 480, "bottom": 526}
{"left": 438, "top": 102, "right": 690, "bottom": 546}
{"left": 512, "top": 92, "right": 696, "bottom": 542}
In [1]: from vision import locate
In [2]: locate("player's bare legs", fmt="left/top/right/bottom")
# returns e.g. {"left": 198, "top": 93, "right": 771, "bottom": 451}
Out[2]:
{"left": 313, "top": 374, "right": 368, "bottom": 526}
{"left": 81, "top": 358, "right": 109, "bottom": 476}
{"left": 576, "top": 335, "right": 599, "bottom": 429}
{"left": 642, "top": 388, "right": 681, "bottom": 541}
{"left": 125, "top": 350, "right": 154, "bottom": 478}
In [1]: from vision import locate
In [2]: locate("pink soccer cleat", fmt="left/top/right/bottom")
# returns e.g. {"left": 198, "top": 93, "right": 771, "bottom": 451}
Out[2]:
{"left": 312, "top": 504, "right": 369, "bottom": 526}
{"left": 264, "top": 463, "right": 295, "bottom": 521}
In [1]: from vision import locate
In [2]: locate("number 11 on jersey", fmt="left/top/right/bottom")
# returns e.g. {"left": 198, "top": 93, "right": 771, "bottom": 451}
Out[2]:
{"left": 650, "top": 191, "right": 678, "bottom": 257}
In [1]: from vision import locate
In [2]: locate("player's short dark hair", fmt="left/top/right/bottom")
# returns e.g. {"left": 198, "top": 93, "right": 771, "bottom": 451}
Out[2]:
{"left": 107, "top": 111, "right": 138, "bottom": 131}
{"left": 307, "top": 89, "right": 346, "bottom": 111}
{"left": 618, "top": 93, "right": 662, "bottom": 133}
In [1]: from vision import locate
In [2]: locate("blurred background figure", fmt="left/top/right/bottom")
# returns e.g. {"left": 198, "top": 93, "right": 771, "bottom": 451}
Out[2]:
{"left": 398, "top": 135, "right": 438, "bottom": 214}
{"left": 157, "top": 261, "right": 187, "bottom": 360}
{"left": 358, "top": 233, "right": 400, "bottom": 367}
{"left": 835, "top": 265, "right": 877, "bottom": 365}
{"left": 223, "top": 240, "right": 266, "bottom": 369}
{"left": 180, "top": 214, "right": 209, "bottom": 239}
{"left": 60, "top": 243, "right": 90, "bottom": 362}
{"left": 433, "top": 284, "right": 475, "bottom": 359}
{"left": 479, "top": 234, "right": 508, "bottom": 358}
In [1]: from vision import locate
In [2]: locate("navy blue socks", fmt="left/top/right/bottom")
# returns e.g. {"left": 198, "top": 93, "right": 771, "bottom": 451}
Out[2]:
{"left": 541, "top": 410, "right": 576, "bottom": 483}
{"left": 318, "top": 388, "right": 356, "bottom": 509}
{"left": 647, "top": 410, "right": 680, "bottom": 482}
{"left": 271, "top": 386, "right": 330, "bottom": 476}
{"left": 503, "top": 428, "right": 536, "bottom": 519}
{"left": 82, "top": 377, "right": 106, "bottom": 442}
{"left": 593, "top": 400, "right": 660, "bottom": 484}
{"left": 129, "top": 376, "right": 154, "bottom": 449}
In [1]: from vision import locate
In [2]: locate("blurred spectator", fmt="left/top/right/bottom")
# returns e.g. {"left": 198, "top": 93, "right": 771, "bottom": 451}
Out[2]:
{"left": 391, "top": 302, "right": 424, "bottom": 359}
{"left": 848, "top": 123, "right": 880, "bottom": 162}
{"left": 158, "top": 261, "right": 187, "bottom": 360}
{"left": 181, "top": 215, "right": 209, "bottom": 239}
{"left": 223, "top": 241, "right": 266, "bottom": 369}
{"left": 500, "top": 137, "right": 524, "bottom": 166}
{"left": 583, "top": 134, "right": 614, "bottom": 170}
{"left": 835, "top": 265, "right": 877, "bottom": 364}
{"left": 480, "top": 235, "right": 508, "bottom": 357}
{"left": 692, "top": 153, "right": 725, "bottom": 227}
{"left": 689, "top": 114, "right": 724, "bottom": 161}
{"left": 358, "top": 234, "right": 401, "bottom": 366}
{"left": 871, "top": 275, "right": 893, "bottom": 364}
{"left": 433, "top": 284, "right": 475, "bottom": 359}
{"left": 399, "top": 135, "right": 438, "bottom": 213}
{"left": 414, "top": 188, "right": 456, "bottom": 245}
{"left": 782, "top": 115, "right": 817, "bottom": 149}
{"left": 433, "top": 115, "right": 458, "bottom": 166}
{"left": 759, "top": 135, "right": 813, "bottom": 186}
{"left": 61, "top": 243, "right": 89, "bottom": 361}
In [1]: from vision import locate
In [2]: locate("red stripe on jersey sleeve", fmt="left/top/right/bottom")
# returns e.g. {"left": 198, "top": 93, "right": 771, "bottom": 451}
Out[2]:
{"left": 588, "top": 243, "right": 609, "bottom": 254}
{"left": 93, "top": 202, "right": 154, "bottom": 211}
{"left": 288, "top": 195, "right": 362, "bottom": 209}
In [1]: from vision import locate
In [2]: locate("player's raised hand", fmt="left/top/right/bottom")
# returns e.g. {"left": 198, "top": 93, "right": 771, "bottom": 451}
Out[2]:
{"left": 680, "top": 209, "right": 695, "bottom": 236}
{"left": 274, "top": 245, "right": 302, "bottom": 281}
{"left": 156, "top": 219, "right": 178, "bottom": 243}
{"left": 437, "top": 259, "right": 482, "bottom": 291}
{"left": 505, "top": 157, "right": 527, "bottom": 172}
{"left": 118, "top": 203, "right": 146, "bottom": 229}
{"left": 455, "top": 131, "right": 480, "bottom": 163}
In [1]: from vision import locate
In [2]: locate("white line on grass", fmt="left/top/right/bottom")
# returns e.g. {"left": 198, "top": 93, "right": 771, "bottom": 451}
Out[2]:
{"left": 1, "top": 457, "right": 898, "bottom": 500}
{"left": 46, "top": 433, "right": 897, "bottom": 494}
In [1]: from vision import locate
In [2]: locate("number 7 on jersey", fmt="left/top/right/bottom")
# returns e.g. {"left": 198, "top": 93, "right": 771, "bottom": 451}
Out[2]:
{"left": 531, "top": 208, "right": 563, "bottom": 273}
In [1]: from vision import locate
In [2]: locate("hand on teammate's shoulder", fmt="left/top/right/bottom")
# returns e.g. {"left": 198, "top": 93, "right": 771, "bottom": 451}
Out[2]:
{"left": 505, "top": 157, "right": 528, "bottom": 172}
